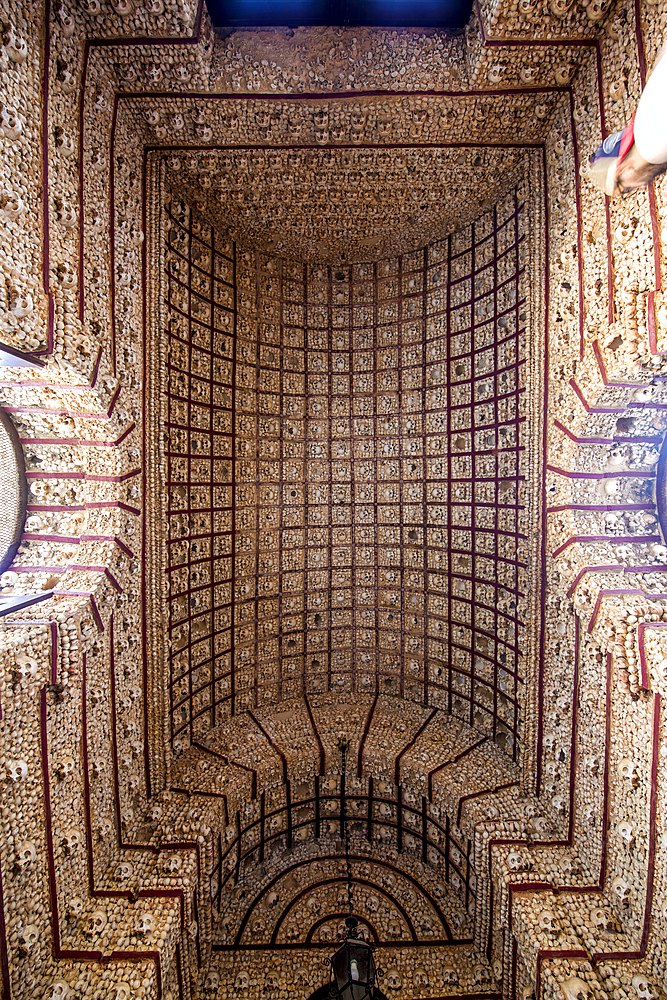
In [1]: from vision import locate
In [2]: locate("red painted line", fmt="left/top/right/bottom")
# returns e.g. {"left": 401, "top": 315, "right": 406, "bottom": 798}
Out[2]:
{"left": 23, "top": 468, "right": 141, "bottom": 483}
{"left": 248, "top": 710, "right": 287, "bottom": 784}
{"left": 547, "top": 503, "right": 656, "bottom": 513}
{"left": 18, "top": 422, "right": 135, "bottom": 448}
{"left": 568, "top": 378, "right": 626, "bottom": 414}
{"left": 553, "top": 534, "right": 661, "bottom": 558}
{"left": 648, "top": 291, "right": 658, "bottom": 355}
{"left": 395, "top": 708, "right": 438, "bottom": 785}
{"left": 27, "top": 501, "right": 141, "bottom": 514}
{"left": 637, "top": 622, "right": 667, "bottom": 690}
{"left": 547, "top": 464, "right": 655, "bottom": 480}
{"left": 428, "top": 737, "right": 487, "bottom": 802}
{"left": 304, "top": 693, "right": 325, "bottom": 775}
{"left": 587, "top": 588, "right": 644, "bottom": 634}
{"left": 357, "top": 692, "right": 378, "bottom": 777}
{"left": 456, "top": 780, "right": 518, "bottom": 826}
{"left": 553, "top": 417, "right": 613, "bottom": 445}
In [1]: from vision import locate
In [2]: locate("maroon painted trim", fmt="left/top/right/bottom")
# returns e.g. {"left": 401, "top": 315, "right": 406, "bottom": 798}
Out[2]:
{"left": 637, "top": 622, "right": 667, "bottom": 689}
{"left": 427, "top": 736, "right": 487, "bottom": 802}
{"left": 304, "top": 693, "right": 326, "bottom": 775}
{"left": 456, "top": 780, "right": 518, "bottom": 826}
{"left": 270, "top": 876, "right": 420, "bottom": 946}
{"left": 394, "top": 707, "right": 437, "bottom": 785}
{"left": 587, "top": 587, "right": 645, "bottom": 633}
{"left": 357, "top": 691, "right": 378, "bottom": 777}
{"left": 247, "top": 710, "right": 288, "bottom": 783}
{"left": 548, "top": 464, "right": 654, "bottom": 480}
{"left": 18, "top": 422, "right": 135, "bottom": 448}
{"left": 234, "top": 853, "right": 457, "bottom": 948}
{"left": 192, "top": 740, "right": 258, "bottom": 799}
{"left": 40, "top": 683, "right": 165, "bottom": 996}
{"left": 553, "top": 534, "right": 661, "bottom": 558}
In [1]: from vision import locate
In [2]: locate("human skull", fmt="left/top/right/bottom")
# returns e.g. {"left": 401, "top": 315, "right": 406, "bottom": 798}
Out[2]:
{"left": 1, "top": 106, "right": 23, "bottom": 140}
{"left": 84, "top": 909, "right": 107, "bottom": 937}
{"left": 385, "top": 970, "right": 402, "bottom": 991}
{"left": 585, "top": 0, "right": 611, "bottom": 21}
{"left": 616, "top": 820, "right": 634, "bottom": 845}
{"left": 54, "top": 757, "right": 75, "bottom": 780}
{"left": 632, "top": 977, "right": 655, "bottom": 1000}
{"left": 294, "top": 968, "right": 309, "bottom": 986}
{"left": 234, "top": 970, "right": 249, "bottom": 990}
{"left": 592, "top": 907, "right": 619, "bottom": 933}
{"left": 115, "top": 861, "right": 133, "bottom": 880}
{"left": 204, "top": 970, "right": 220, "bottom": 991}
{"left": 18, "top": 923, "right": 38, "bottom": 952}
{"left": 366, "top": 895, "right": 379, "bottom": 912}
{"left": 66, "top": 896, "right": 84, "bottom": 919}
{"left": 611, "top": 876, "right": 631, "bottom": 906}
{"left": 561, "top": 977, "right": 590, "bottom": 1000}
{"left": 413, "top": 968, "right": 430, "bottom": 988}
{"left": 266, "top": 891, "right": 279, "bottom": 908}
{"left": 6, "top": 31, "right": 28, "bottom": 63}
{"left": 538, "top": 909, "right": 559, "bottom": 936}
{"left": 48, "top": 981, "right": 73, "bottom": 1000}
{"left": 474, "top": 966, "right": 491, "bottom": 985}
{"left": 15, "top": 841, "right": 37, "bottom": 871}
{"left": 618, "top": 758, "right": 639, "bottom": 787}
{"left": 62, "top": 830, "right": 81, "bottom": 855}
{"left": 5, "top": 759, "right": 28, "bottom": 782}
{"left": 136, "top": 912, "right": 155, "bottom": 937}
{"left": 442, "top": 968, "right": 458, "bottom": 986}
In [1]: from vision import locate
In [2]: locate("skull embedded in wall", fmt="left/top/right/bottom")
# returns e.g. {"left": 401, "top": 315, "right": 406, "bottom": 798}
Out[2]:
{"left": 413, "top": 968, "right": 430, "bottom": 989}
{"left": 54, "top": 757, "right": 75, "bottom": 781}
{"left": 616, "top": 820, "right": 635, "bottom": 847}
{"left": 385, "top": 970, "right": 402, "bottom": 991}
{"left": 234, "top": 970, "right": 250, "bottom": 990}
{"left": 611, "top": 876, "right": 631, "bottom": 907}
{"left": 49, "top": 981, "right": 73, "bottom": 1000}
{"left": 84, "top": 909, "right": 108, "bottom": 938}
{"left": 632, "top": 977, "right": 655, "bottom": 1000}
{"left": 560, "top": 978, "right": 590, "bottom": 1000}
{"left": 474, "top": 966, "right": 491, "bottom": 986}
{"left": 585, "top": 0, "right": 611, "bottom": 21}
{"left": 617, "top": 757, "right": 639, "bottom": 787}
{"left": 17, "top": 923, "right": 38, "bottom": 953}
{"left": 61, "top": 830, "right": 81, "bottom": 855}
{"left": 14, "top": 841, "right": 37, "bottom": 871}
{"left": 538, "top": 909, "right": 559, "bottom": 937}
{"left": 136, "top": 912, "right": 155, "bottom": 937}
{"left": 442, "top": 968, "right": 458, "bottom": 986}
{"left": 5, "top": 758, "right": 28, "bottom": 782}
{"left": 66, "top": 896, "right": 84, "bottom": 920}
{"left": 204, "top": 970, "right": 220, "bottom": 991}
{"left": 592, "top": 907, "right": 620, "bottom": 934}
{"left": 507, "top": 851, "right": 532, "bottom": 872}
{"left": 294, "top": 968, "right": 309, "bottom": 987}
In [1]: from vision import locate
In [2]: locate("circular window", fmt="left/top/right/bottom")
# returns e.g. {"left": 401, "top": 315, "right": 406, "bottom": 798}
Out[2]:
{"left": 0, "top": 409, "right": 27, "bottom": 575}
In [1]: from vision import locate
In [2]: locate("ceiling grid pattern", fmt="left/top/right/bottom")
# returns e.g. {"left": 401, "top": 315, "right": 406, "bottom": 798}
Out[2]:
{"left": 163, "top": 178, "right": 535, "bottom": 756}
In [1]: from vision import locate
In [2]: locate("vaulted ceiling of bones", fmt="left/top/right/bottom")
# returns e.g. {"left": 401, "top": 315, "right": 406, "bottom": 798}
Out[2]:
{"left": 2, "top": 2, "right": 667, "bottom": 1000}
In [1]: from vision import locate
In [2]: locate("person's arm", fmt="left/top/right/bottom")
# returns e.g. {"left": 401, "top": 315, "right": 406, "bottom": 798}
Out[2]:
{"left": 634, "top": 46, "right": 667, "bottom": 165}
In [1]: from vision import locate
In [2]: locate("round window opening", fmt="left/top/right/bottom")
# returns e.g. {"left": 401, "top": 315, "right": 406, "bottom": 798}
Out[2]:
{"left": 0, "top": 409, "right": 27, "bottom": 576}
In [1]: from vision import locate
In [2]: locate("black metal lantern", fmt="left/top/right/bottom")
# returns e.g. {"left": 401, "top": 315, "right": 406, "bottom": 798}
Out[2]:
{"left": 330, "top": 916, "right": 377, "bottom": 1000}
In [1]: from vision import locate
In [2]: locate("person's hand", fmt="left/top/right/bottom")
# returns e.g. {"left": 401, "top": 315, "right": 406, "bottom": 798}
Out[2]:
{"left": 615, "top": 142, "right": 667, "bottom": 197}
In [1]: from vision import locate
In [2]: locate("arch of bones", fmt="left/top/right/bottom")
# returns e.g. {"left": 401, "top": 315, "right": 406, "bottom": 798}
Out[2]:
{"left": 2, "top": 0, "right": 667, "bottom": 998}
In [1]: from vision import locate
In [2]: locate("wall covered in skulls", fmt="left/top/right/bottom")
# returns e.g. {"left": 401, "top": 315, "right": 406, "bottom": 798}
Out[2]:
{"left": 2, "top": 0, "right": 667, "bottom": 999}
